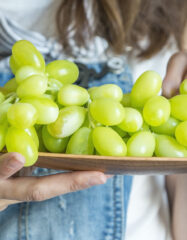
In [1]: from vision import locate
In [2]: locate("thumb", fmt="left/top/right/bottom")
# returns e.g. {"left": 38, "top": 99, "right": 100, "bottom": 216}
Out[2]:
{"left": 0, "top": 153, "right": 25, "bottom": 180}
{"left": 162, "top": 51, "right": 187, "bottom": 98}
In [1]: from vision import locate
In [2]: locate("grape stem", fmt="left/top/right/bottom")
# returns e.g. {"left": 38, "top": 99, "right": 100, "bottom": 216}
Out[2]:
{"left": 3, "top": 93, "right": 17, "bottom": 104}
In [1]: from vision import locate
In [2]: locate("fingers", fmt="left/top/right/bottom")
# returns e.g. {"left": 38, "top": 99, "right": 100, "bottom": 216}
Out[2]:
{"left": 162, "top": 51, "right": 187, "bottom": 98}
{"left": 0, "top": 153, "right": 25, "bottom": 180}
{"left": 0, "top": 171, "right": 107, "bottom": 201}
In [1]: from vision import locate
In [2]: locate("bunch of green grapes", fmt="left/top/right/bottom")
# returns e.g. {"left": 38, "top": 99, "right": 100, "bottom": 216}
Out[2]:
{"left": 1, "top": 40, "right": 187, "bottom": 167}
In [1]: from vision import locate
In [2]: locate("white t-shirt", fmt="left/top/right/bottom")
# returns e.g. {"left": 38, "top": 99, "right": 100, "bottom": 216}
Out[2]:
{"left": 0, "top": 1, "right": 177, "bottom": 239}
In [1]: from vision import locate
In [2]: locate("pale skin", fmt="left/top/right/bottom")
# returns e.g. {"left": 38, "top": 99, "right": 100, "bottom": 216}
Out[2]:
{"left": 0, "top": 50, "right": 187, "bottom": 239}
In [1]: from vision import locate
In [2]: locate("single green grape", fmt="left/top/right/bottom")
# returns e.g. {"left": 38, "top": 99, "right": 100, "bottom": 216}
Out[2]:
{"left": 0, "top": 92, "right": 5, "bottom": 104}
{"left": 131, "top": 71, "right": 162, "bottom": 108}
{"left": 7, "top": 103, "right": 38, "bottom": 129}
{"left": 0, "top": 103, "right": 12, "bottom": 124}
{"left": 151, "top": 117, "right": 179, "bottom": 136}
{"left": 88, "top": 87, "right": 98, "bottom": 95}
{"left": 17, "top": 75, "right": 48, "bottom": 98}
{"left": 12, "top": 40, "right": 45, "bottom": 72}
{"left": 46, "top": 60, "right": 79, "bottom": 84}
{"left": 36, "top": 125, "right": 47, "bottom": 152}
{"left": 24, "top": 127, "right": 39, "bottom": 149}
{"left": 9, "top": 55, "right": 19, "bottom": 75}
{"left": 90, "top": 98, "right": 125, "bottom": 126}
{"left": 0, "top": 120, "right": 8, "bottom": 151}
{"left": 155, "top": 134, "right": 187, "bottom": 157}
{"left": 58, "top": 84, "right": 89, "bottom": 106}
{"left": 175, "top": 121, "right": 187, "bottom": 147}
{"left": 92, "top": 127, "right": 127, "bottom": 156}
{"left": 42, "top": 94, "right": 56, "bottom": 101}
{"left": 47, "top": 106, "right": 86, "bottom": 138}
{"left": 170, "top": 95, "right": 187, "bottom": 121}
{"left": 42, "top": 126, "right": 69, "bottom": 153}
{"left": 15, "top": 65, "right": 44, "bottom": 84}
{"left": 143, "top": 96, "right": 170, "bottom": 126}
{"left": 121, "top": 93, "right": 131, "bottom": 107}
{"left": 6, "top": 126, "right": 38, "bottom": 167}
{"left": 179, "top": 79, "right": 187, "bottom": 94}
{"left": 118, "top": 107, "right": 143, "bottom": 132}
{"left": 128, "top": 121, "right": 150, "bottom": 136}
{"left": 89, "top": 84, "right": 123, "bottom": 102}
{"left": 1, "top": 78, "right": 18, "bottom": 94}
{"left": 20, "top": 97, "right": 59, "bottom": 124}
{"left": 66, "top": 127, "right": 94, "bottom": 155}
{"left": 127, "top": 131, "right": 155, "bottom": 157}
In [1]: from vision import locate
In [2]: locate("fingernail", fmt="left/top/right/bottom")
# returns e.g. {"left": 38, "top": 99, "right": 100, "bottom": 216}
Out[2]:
{"left": 88, "top": 175, "right": 107, "bottom": 186}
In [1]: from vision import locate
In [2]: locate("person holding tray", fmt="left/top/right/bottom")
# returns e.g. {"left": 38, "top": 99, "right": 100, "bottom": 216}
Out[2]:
{"left": 0, "top": 0, "right": 187, "bottom": 239}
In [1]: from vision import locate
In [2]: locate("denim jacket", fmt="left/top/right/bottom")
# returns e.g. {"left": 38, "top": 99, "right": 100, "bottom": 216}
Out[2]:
{"left": 0, "top": 61, "right": 134, "bottom": 240}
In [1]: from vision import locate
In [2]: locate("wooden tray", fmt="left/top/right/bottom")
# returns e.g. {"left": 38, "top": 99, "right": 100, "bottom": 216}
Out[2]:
{"left": 32, "top": 152, "right": 187, "bottom": 175}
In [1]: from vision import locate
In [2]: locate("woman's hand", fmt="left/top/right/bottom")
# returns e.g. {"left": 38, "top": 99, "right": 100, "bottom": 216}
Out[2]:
{"left": 162, "top": 51, "right": 187, "bottom": 98}
{"left": 0, "top": 152, "right": 107, "bottom": 211}
{"left": 163, "top": 50, "right": 187, "bottom": 240}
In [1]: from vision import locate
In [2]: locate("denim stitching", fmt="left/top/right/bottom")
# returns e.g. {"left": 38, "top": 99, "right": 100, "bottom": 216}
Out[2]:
{"left": 25, "top": 203, "right": 29, "bottom": 240}
{"left": 18, "top": 204, "right": 23, "bottom": 240}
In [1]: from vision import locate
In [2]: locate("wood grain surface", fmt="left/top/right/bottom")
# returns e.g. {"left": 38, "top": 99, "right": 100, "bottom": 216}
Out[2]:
{"left": 33, "top": 152, "right": 187, "bottom": 175}
{"left": 1, "top": 152, "right": 187, "bottom": 175}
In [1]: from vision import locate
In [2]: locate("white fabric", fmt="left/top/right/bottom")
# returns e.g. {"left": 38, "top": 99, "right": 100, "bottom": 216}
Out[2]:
{"left": 0, "top": 1, "right": 177, "bottom": 240}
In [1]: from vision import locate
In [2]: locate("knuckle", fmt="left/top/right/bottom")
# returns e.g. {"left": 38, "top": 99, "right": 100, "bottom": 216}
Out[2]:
{"left": 69, "top": 178, "right": 83, "bottom": 192}
{"left": 28, "top": 185, "right": 46, "bottom": 202}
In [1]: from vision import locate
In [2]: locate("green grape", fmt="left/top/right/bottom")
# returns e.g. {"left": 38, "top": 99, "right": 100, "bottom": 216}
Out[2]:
{"left": 58, "top": 84, "right": 89, "bottom": 106}
{"left": 7, "top": 103, "right": 37, "bottom": 129}
{"left": 179, "top": 79, "right": 187, "bottom": 94}
{"left": 92, "top": 127, "right": 127, "bottom": 156}
{"left": 143, "top": 96, "right": 170, "bottom": 126}
{"left": 121, "top": 93, "right": 131, "bottom": 107}
{"left": 24, "top": 127, "right": 39, "bottom": 149}
{"left": 127, "top": 131, "right": 155, "bottom": 157}
{"left": 151, "top": 117, "right": 179, "bottom": 136}
{"left": 170, "top": 95, "right": 187, "bottom": 121}
{"left": 48, "top": 106, "right": 86, "bottom": 138}
{"left": 12, "top": 40, "right": 45, "bottom": 72}
{"left": 111, "top": 126, "right": 128, "bottom": 138}
{"left": 175, "top": 121, "right": 187, "bottom": 147}
{"left": 1, "top": 78, "right": 18, "bottom": 94}
{"left": 9, "top": 55, "right": 19, "bottom": 74}
{"left": 89, "top": 84, "right": 123, "bottom": 102}
{"left": 0, "top": 103, "right": 12, "bottom": 124}
{"left": 20, "top": 97, "right": 59, "bottom": 124}
{"left": 6, "top": 126, "right": 38, "bottom": 167}
{"left": 36, "top": 126, "right": 47, "bottom": 152}
{"left": 0, "top": 92, "right": 5, "bottom": 104}
{"left": 17, "top": 75, "right": 48, "bottom": 98}
{"left": 66, "top": 127, "right": 94, "bottom": 154}
{"left": 0, "top": 121, "right": 8, "bottom": 151}
{"left": 131, "top": 71, "right": 162, "bottom": 108}
{"left": 90, "top": 98, "right": 125, "bottom": 126}
{"left": 155, "top": 134, "right": 187, "bottom": 157}
{"left": 46, "top": 60, "right": 79, "bottom": 84}
{"left": 118, "top": 107, "right": 143, "bottom": 132}
{"left": 42, "top": 94, "right": 56, "bottom": 101}
{"left": 15, "top": 65, "right": 44, "bottom": 84}
{"left": 88, "top": 87, "right": 98, "bottom": 95}
{"left": 42, "top": 126, "right": 69, "bottom": 153}
{"left": 128, "top": 121, "right": 150, "bottom": 136}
